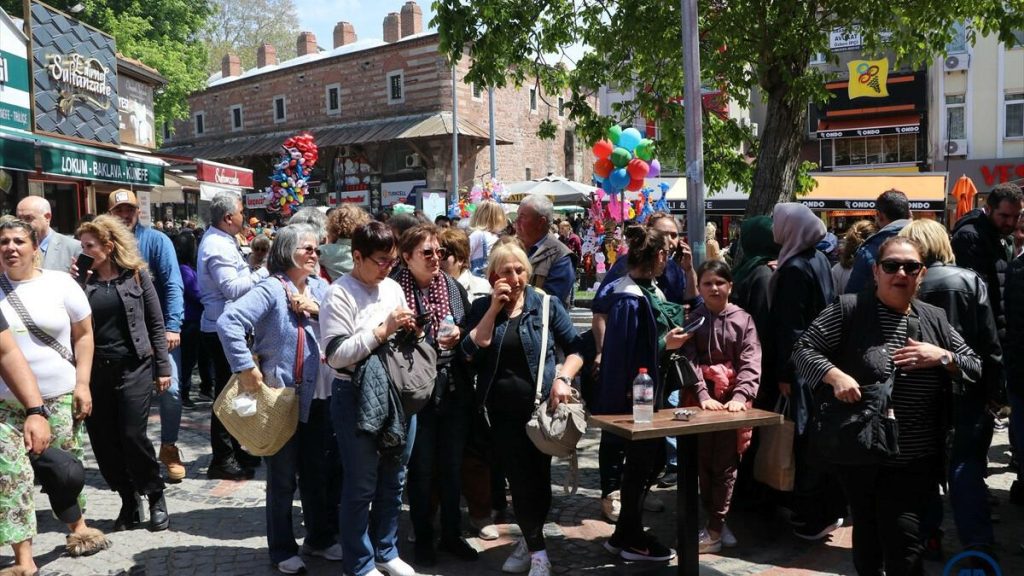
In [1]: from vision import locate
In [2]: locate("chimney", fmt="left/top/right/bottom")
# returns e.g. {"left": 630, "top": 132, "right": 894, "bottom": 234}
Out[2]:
{"left": 296, "top": 31, "right": 318, "bottom": 56}
{"left": 400, "top": 1, "right": 423, "bottom": 38}
{"left": 256, "top": 43, "right": 277, "bottom": 68}
{"left": 334, "top": 21, "right": 356, "bottom": 48}
{"left": 221, "top": 53, "right": 241, "bottom": 78}
{"left": 383, "top": 12, "right": 401, "bottom": 43}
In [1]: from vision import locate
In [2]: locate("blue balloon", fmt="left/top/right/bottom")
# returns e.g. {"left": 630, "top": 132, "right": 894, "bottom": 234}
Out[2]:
{"left": 593, "top": 173, "right": 605, "bottom": 184}
{"left": 608, "top": 168, "right": 630, "bottom": 189}
{"left": 618, "top": 127, "right": 642, "bottom": 152}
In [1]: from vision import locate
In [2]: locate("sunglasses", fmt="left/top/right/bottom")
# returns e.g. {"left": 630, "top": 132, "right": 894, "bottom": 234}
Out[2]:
{"left": 296, "top": 245, "right": 320, "bottom": 256}
{"left": 879, "top": 260, "right": 924, "bottom": 276}
{"left": 421, "top": 248, "right": 447, "bottom": 259}
{"left": 368, "top": 255, "right": 400, "bottom": 269}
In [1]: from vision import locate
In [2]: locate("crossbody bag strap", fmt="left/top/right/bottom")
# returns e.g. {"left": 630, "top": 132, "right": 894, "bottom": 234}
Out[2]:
{"left": 275, "top": 276, "right": 305, "bottom": 388}
{"left": 0, "top": 274, "right": 75, "bottom": 365}
{"left": 534, "top": 294, "right": 550, "bottom": 406}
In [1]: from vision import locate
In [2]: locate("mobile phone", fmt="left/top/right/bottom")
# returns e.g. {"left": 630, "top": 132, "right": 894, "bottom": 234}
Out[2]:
{"left": 74, "top": 254, "right": 94, "bottom": 287}
{"left": 415, "top": 313, "right": 432, "bottom": 328}
{"left": 681, "top": 315, "right": 705, "bottom": 334}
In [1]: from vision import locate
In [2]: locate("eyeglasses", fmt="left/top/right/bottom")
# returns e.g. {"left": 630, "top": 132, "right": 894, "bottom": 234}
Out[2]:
{"left": 879, "top": 260, "right": 924, "bottom": 276}
{"left": 367, "top": 254, "right": 400, "bottom": 269}
{"left": 421, "top": 248, "right": 446, "bottom": 259}
{"left": 296, "top": 245, "right": 319, "bottom": 256}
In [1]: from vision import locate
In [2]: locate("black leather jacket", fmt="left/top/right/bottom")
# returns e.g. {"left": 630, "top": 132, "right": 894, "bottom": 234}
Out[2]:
{"left": 1005, "top": 255, "right": 1024, "bottom": 393}
{"left": 916, "top": 262, "right": 1003, "bottom": 403}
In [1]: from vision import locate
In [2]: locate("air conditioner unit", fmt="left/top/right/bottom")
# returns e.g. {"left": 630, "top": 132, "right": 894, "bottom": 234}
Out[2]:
{"left": 945, "top": 139, "right": 968, "bottom": 156}
{"left": 405, "top": 153, "right": 423, "bottom": 168}
{"left": 944, "top": 54, "right": 969, "bottom": 72}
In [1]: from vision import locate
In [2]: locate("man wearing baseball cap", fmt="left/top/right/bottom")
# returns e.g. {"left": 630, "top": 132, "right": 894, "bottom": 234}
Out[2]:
{"left": 108, "top": 189, "right": 187, "bottom": 483}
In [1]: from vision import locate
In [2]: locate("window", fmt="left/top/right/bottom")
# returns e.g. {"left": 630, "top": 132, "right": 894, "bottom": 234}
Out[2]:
{"left": 809, "top": 52, "right": 826, "bottom": 64}
{"left": 471, "top": 83, "right": 483, "bottom": 100}
{"left": 194, "top": 112, "right": 205, "bottom": 136}
{"left": 325, "top": 84, "right": 341, "bottom": 115}
{"left": 1012, "top": 30, "right": 1024, "bottom": 48}
{"left": 525, "top": 167, "right": 532, "bottom": 180}
{"left": 229, "top": 105, "right": 243, "bottom": 131}
{"left": 273, "top": 96, "right": 286, "bottom": 123}
{"left": 529, "top": 87, "right": 537, "bottom": 112}
{"left": 947, "top": 21, "right": 968, "bottom": 54}
{"left": 945, "top": 94, "right": 965, "bottom": 140}
{"left": 557, "top": 96, "right": 565, "bottom": 118}
{"left": 822, "top": 134, "right": 920, "bottom": 169}
{"left": 387, "top": 70, "right": 404, "bottom": 104}
{"left": 1007, "top": 92, "right": 1024, "bottom": 138}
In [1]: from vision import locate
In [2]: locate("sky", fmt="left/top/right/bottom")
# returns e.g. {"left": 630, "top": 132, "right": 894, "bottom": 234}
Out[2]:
{"left": 293, "top": 0, "right": 437, "bottom": 49}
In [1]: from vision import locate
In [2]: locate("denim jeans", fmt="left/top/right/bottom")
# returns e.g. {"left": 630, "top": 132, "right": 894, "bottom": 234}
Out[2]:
{"left": 408, "top": 390, "right": 471, "bottom": 543}
{"left": 158, "top": 345, "right": 182, "bottom": 444}
{"left": 949, "top": 392, "right": 995, "bottom": 547}
{"left": 265, "top": 435, "right": 301, "bottom": 564}
{"left": 298, "top": 399, "right": 342, "bottom": 551}
{"left": 332, "top": 378, "right": 416, "bottom": 576}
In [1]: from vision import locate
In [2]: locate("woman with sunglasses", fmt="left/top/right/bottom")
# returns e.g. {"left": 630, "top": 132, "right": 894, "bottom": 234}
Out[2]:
{"left": 793, "top": 236, "right": 981, "bottom": 576}
{"left": 321, "top": 221, "right": 417, "bottom": 576}
{"left": 216, "top": 224, "right": 336, "bottom": 574}
{"left": 393, "top": 224, "right": 477, "bottom": 566}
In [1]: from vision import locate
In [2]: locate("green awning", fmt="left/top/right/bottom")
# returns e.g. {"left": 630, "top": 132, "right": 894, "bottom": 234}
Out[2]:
{"left": 0, "top": 128, "right": 36, "bottom": 172}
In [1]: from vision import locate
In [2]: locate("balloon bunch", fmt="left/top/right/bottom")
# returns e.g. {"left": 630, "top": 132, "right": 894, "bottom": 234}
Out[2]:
{"left": 448, "top": 196, "right": 471, "bottom": 219}
{"left": 266, "top": 133, "right": 319, "bottom": 217}
{"left": 592, "top": 126, "right": 661, "bottom": 222}
{"left": 469, "top": 178, "right": 506, "bottom": 203}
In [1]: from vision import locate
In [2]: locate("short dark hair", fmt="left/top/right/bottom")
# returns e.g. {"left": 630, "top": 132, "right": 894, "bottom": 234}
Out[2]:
{"left": 876, "top": 189, "right": 910, "bottom": 222}
{"left": 697, "top": 259, "right": 733, "bottom": 284}
{"left": 877, "top": 235, "right": 925, "bottom": 262}
{"left": 986, "top": 182, "right": 1024, "bottom": 209}
{"left": 438, "top": 227, "right": 470, "bottom": 264}
{"left": 624, "top": 225, "right": 666, "bottom": 272}
{"left": 172, "top": 230, "right": 196, "bottom": 267}
{"left": 352, "top": 221, "right": 395, "bottom": 257}
{"left": 0, "top": 218, "right": 38, "bottom": 247}
{"left": 434, "top": 215, "right": 451, "bottom": 226}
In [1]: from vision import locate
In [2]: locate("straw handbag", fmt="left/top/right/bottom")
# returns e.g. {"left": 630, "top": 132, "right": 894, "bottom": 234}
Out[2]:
{"left": 213, "top": 374, "right": 299, "bottom": 457}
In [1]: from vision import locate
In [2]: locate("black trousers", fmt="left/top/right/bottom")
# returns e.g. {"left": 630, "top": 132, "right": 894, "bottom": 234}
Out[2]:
{"left": 490, "top": 409, "right": 552, "bottom": 551}
{"left": 202, "top": 331, "right": 243, "bottom": 464}
{"left": 793, "top": 431, "right": 847, "bottom": 525}
{"left": 86, "top": 356, "right": 165, "bottom": 495}
{"left": 837, "top": 459, "right": 938, "bottom": 576}
{"left": 613, "top": 438, "right": 665, "bottom": 543}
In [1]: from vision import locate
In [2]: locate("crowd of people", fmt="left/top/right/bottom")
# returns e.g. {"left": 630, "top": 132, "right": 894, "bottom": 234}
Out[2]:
{"left": 0, "top": 182, "right": 1020, "bottom": 576}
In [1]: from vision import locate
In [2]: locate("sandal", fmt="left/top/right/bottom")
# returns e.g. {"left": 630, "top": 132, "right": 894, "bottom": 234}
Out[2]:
{"left": 0, "top": 566, "right": 38, "bottom": 576}
{"left": 66, "top": 527, "right": 112, "bottom": 557}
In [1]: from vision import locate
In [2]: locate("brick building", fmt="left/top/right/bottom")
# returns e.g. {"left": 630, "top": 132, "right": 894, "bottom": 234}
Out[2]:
{"left": 161, "top": 1, "right": 587, "bottom": 210}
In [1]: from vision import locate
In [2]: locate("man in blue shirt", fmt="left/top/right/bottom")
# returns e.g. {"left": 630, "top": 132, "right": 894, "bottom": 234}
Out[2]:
{"left": 515, "top": 194, "right": 575, "bottom": 307}
{"left": 108, "top": 189, "right": 186, "bottom": 483}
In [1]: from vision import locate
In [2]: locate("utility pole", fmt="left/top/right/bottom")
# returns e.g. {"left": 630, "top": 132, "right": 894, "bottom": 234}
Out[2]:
{"left": 452, "top": 64, "right": 460, "bottom": 201}
{"left": 682, "top": 0, "right": 706, "bottom": 268}
{"left": 489, "top": 86, "right": 497, "bottom": 179}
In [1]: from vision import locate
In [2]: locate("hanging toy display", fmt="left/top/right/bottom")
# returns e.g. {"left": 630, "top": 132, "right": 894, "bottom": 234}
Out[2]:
{"left": 591, "top": 125, "right": 660, "bottom": 223}
{"left": 265, "top": 132, "right": 319, "bottom": 217}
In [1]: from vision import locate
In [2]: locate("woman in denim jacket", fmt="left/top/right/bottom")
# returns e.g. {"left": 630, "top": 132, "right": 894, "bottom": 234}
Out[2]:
{"left": 216, "top": 224, "right": 337, "bottom": 575}
{"left": 460, "top": 240, "right": 584, "bottom": 576}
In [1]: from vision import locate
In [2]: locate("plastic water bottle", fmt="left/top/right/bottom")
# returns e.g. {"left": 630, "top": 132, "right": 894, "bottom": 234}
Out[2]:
{"left": 632, "top": 368, "right": 654, "bottom": 424}
{"left": 438, "top": 315, "right": 457, "bottom": 343}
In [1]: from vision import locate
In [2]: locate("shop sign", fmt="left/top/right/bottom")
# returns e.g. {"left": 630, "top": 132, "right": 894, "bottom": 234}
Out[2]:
{"left": 945, "top": 158, "right": 1024, "bottom": 192}
{"left": 28, "top": 1, "right": 120, "bottom": 145}
{"left": 815, "top": 123, "right": 919, "bottom": 139}
{"left": 666, "top": 198, "right": 748, "bottom": 213}
{"left": 798, "top": 198, "right": 943, "bottom": 211}
{"left": 0, "top": 12, "right": 31, "bottom": 130}
{"left": 39, "top": 147, "right": 163, "bottom": 186}
{"left": 197, "top": 160, "right": 254, "bottom": 188}
{"left": 245, "top": 192, "right": 268, "bottom": 209}
{"left": 830, "top": 28, "right": 863, "bottom": 51}
{"left": 848, "top": 59, "right": 890, "bottom": 99}
{"left": 118, "top": 76, "right": 155, "bottom": 148}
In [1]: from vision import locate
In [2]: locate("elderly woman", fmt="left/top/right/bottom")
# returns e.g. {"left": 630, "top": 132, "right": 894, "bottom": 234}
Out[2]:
{"left": 0, "top": 220, "right": 108, "bottom": 558}
{"left": 217, "top": 224, "right": 337, "bottom": 574}
{"left": 461, "top": 241, "right": 584, "bottom": 576}
{"left": 321, "top": 205, "right": 372, "bottom": 282}
{"left": 468, "top": 200, "right": 506, "bottom": 276}
{"left": 320, "top": 221, "right": 417, "bottom": 576}
{"left": 77, "top": 215, "right": 170, "bottom": 533}
{"left": 793, "top": 236, "right": 981, "bottom": 575}
{"left": 394, "top": 224, "right": 476, "bottom": 565}
{"left": 899, "top": 220, "right": 1002, "bottom": 555}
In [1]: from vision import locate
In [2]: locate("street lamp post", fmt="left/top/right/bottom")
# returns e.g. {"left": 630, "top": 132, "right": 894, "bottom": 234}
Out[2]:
{"left": 682, "top": 0, "right": 706, "bottom": 269}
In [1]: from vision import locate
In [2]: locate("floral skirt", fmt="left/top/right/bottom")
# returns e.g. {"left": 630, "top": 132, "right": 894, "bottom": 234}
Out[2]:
{"left": 0, "top": 398, "right": 35, "bottom": 546}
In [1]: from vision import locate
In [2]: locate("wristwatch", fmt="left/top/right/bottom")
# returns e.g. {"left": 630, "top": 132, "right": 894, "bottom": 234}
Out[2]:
{"left": 554, "top": 375, "right": 572, "bottom": 385}
{"left": 939, "top": 352, "right": 953, "bottom": 367}
{"left": 25, "top": 405, "right": 50, "bottom": 419}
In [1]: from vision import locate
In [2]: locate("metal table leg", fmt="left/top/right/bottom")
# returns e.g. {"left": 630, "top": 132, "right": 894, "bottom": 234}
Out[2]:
{"left": 677, "top": 434, "right": 699, "bottom": 576}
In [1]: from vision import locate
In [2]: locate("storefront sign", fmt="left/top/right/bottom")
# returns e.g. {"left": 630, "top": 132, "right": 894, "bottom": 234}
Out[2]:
{"left": 118, "top": 75, "right": 155, "bottom": 148}
{"left": 0, "top": 12, "right": 31, "bottom": 130}
{"left": 799, "top": 198, "right": 943, "bottom": 211}
{"left": 39, "top": 147, "right": 163, "bottom": 186}
{"left": 29, "top": 1, "right": 120, "bottom": 144}
{"left": 945, "top": 158, "right": 1024, "bottom": 192}
{"left": 815, "top": 123, "right": 919, "bottom": 139}
{"left": 848, "top": 59, "right": 890, "bottom": 99}
{"left": 245, "top": 192, "right": 268, "bottom": 209}
{"left": 197, "top": 160, "right": 254, "bottom": 188}
{"left": 666, "top": 198, "right": 748, "bottom": 213}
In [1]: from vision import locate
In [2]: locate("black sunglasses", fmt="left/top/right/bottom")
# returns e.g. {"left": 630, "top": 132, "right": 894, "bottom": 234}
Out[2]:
{"left": 421, "top": 248, "right": 447, "bottom": 259}
{"left": 879, "top": 260, "right": 924, "bottom": 276}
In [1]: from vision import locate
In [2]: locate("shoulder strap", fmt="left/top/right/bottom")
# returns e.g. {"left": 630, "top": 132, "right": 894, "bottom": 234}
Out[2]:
{"left": 275, "top": 275, "right": 305, "bottom": 388}
{"left": 534, "top": 294, "right": 551, "bottom": 406}
{"left": 0, "top": 274, "right": 75, "bottom": 365}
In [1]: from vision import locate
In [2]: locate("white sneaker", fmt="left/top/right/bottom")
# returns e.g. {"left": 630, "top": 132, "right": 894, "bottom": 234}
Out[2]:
{"left": 528, "top": 555, "right": 551, "bottom": 576}
{"left": 643, "top": 492, "right": 665, "bottom": 512}
{"left": 375, "top": 556, "right": 415, "bottom": 576}
{"left": 697, "top": 529, "right": 721, "bottom": 554}
{"left": 601, "top": 490, "right": 621, "bottom": 523}
{"left": 502, "top": 539, "right": 532, "bottom": 573}
{"left": 302, "top": 542, "right": 343, "bottom": 561}
{"left": 721, "top": 524, "right": 737, "bottom": 548}
{"left": 470, "top": 515, "right": 500, "bottom": 540}
{"left": 275, "top": 555, "right": 306, "bottom": 574}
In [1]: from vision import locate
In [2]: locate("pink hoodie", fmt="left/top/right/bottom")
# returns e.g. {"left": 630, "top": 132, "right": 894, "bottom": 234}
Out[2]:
{"left": 682, "top": 302, "right": 763, "bottom": 405}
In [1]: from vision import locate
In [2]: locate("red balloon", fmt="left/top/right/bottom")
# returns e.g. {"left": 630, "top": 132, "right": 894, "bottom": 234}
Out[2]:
{"left": 592, "top": 139, "right": 614, "bottom": 160}
{"left": 593, "top": 158, "right": 614, "bottom": 178}
{"left": 627, "top": 158, "right": 650, "bottom": 180}
{"left": 626, "top": 177, "right": 644, "bottom": 191}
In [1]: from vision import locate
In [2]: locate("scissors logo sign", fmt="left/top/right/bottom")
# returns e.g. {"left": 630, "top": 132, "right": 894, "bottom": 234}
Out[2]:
{"left": 847, "top": 58, "right": 890, "bottom": 99}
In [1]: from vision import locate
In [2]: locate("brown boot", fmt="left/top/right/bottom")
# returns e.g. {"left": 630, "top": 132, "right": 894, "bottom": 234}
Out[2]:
{"left": 159, "top": 444, "right": 186, "bottom": 481}
{"left": 66, "top": 527, "right": 112, "bottom": 557}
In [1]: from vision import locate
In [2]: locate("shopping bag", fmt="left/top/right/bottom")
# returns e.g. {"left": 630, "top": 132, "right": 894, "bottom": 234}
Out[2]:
{"left": 753, "top": 397, "right": 796, "bottom": 492}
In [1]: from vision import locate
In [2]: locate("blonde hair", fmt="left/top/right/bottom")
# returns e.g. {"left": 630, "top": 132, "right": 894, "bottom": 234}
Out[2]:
{"left": 899, "top": 219, "right": 954, "bottom": 265}
{"left": 327, "top": 205, "right": 371, "bottom": 242}
{"left": 485, "top": 237, "right": 533, "bottom": 280}
{"left": 470, "top": 200, "right": 506, "bottom": 234}
{"left": 76, "top": 215, "right": 148, "bottom": 273}
{"left": 705, "top": 222, "right": 721, "bottom": 261}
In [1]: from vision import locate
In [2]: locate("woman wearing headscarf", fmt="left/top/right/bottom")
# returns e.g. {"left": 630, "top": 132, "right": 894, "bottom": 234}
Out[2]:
{"left": 770, "top": 203, "right": 844, "bottom": 541}
{"left": 731, "top": 215, "right": 779, "bottom": 380}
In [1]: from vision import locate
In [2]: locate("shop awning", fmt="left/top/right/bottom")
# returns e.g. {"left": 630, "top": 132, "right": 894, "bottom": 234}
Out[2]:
{"left": 0, "top": 127, "right": 36, "bottom": 172}
{"left": 815, "top": 113, "right": 921, "bottom": 139}
{"left": 799, "top": 173, "right": 947, "bottom": 211}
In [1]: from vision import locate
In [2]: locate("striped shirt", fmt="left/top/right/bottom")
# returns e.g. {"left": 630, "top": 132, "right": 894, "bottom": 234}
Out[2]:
{"left": 793, "top": 301, "right": 980, "bottom": 464}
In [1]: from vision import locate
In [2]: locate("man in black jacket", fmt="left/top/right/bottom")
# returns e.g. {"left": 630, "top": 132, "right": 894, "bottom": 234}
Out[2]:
{"left": 1005, "top": 229, "right": 1024, "bottom": 505}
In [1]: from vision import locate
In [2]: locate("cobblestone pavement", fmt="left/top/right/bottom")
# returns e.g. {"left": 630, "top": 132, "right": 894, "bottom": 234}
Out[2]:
{"left": 10, "top": 394, "right": 1024, "bottom": 575}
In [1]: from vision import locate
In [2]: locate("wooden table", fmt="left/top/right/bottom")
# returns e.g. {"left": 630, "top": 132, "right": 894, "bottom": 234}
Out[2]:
{"left": 590, "top": 408, "right": 783, "bottom": 576}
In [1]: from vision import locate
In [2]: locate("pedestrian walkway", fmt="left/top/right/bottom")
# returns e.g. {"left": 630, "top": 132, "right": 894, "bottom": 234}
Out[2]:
{"left": 18, "top": 406, "right": 1024, "bottom": 575}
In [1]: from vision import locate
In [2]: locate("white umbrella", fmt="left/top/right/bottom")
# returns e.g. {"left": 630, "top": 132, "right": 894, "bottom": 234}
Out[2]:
{"left": 504, "top": 175, "right": 597, "bottom": 205}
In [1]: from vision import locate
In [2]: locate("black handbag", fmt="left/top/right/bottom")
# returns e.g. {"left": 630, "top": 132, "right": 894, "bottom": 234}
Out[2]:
{"left": 808, "top": 375, "right": 899, "bottom": 466}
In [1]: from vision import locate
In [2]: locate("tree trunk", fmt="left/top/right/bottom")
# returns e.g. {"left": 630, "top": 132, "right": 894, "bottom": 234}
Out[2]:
{"left": 746, "top": 86, "right": 809, "bottom": 216}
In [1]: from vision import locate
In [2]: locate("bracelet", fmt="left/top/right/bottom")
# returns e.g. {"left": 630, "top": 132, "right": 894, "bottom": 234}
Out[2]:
{"left": 554, "top": 375, "right": 572, "bottom": 385}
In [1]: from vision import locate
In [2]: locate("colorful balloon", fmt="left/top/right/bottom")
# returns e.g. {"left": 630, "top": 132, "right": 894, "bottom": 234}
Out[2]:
{"left": 608, "top": 168, "right": 630, "bottom": 189}
{"left": 610, "top": 147, "right": 631, "bottom": 168}
{"left": 618, "top": 127, "right": 642, "bottom": 152}
{"left": 592, "top": 139, "right": 614, "bottom": 160}
{"left": 635, "top": 139, "right": 655, "bottom": 161}
{"left": 626, "top": 177, "right": 644, "bottom": 191}
{"left": 627, "top": 158, "right": 650, "bottom": 180}
{"left": 594, "top": 158, "right": 614, "bottom": 178}
{"left": 607, "top": 125, "right": 622, "bottom": 145}
{"left": 648, "top": 158, "right": 661, "bottom": 178}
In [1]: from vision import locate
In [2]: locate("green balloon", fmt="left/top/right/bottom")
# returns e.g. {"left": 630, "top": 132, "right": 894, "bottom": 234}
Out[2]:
{"left": 610, "top": 147, "right": 631, "bottom": 168}
{"left": 608, "top": 125, "right": 623, "bottom": 145}
{"left": 636, "top": 140, "right": 655, "bottom": 161}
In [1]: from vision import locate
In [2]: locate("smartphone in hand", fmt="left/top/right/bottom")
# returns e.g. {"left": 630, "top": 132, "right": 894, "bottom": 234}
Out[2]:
{"left": 73, "top": 254, "right": 94, "bottom": 287}
{"left": 681, "top": 315, "right": 705, "bottom": 334}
